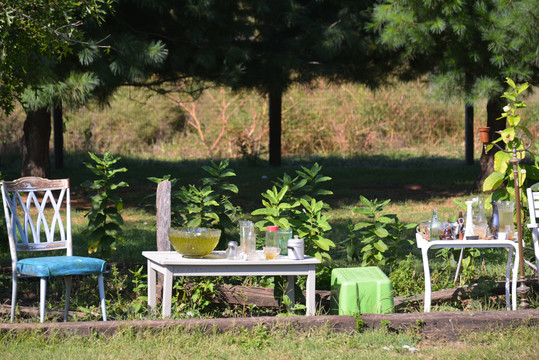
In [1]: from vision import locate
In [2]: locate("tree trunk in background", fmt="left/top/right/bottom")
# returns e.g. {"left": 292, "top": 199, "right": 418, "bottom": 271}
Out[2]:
{"left": 268, "top": 88, "right": 282, "bottom": 167}
{"left": 465, "top": 104, "right": 474, "bottom": 165}
{"left": 21, "top": 108, "right": 51, "bottom": 177}
{"left": 53, "top": 103, "right": 64, "bottom": 170}
{"left": 477, "top": 96, "right": 505, "bottom": 190}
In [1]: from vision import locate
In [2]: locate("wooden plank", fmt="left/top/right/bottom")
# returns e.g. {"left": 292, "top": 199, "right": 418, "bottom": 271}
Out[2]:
{"left": 156, "top": 180, "right": 171, "bottom": 252}
{"left": 155, "top": 180, "right": 171, "bottom": 301}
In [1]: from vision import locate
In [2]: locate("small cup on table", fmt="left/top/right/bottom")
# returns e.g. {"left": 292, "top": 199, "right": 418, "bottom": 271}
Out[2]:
{"left": 263, "top": 246, "right": 280, "bottom": 260}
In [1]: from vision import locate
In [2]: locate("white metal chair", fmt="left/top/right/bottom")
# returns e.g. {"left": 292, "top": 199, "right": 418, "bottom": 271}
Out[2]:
{"left": 1, "top": 177, "right": 107, "bottom": 323}
{"left": 526, "top": 183, "right": 539, "bottom": 281}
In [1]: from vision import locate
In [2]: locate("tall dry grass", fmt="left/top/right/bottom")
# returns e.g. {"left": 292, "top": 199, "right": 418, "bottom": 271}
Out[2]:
{"left": 1, "top": 79, "right": 538, "bottom": 161}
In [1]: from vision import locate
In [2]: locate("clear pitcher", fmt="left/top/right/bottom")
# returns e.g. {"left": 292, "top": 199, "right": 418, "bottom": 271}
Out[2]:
{"left": 497, "top": 201, "right": 515, "bottom": 239}
{"left": 239, "top": 221, "right": 256, "bottom": 257}
{"left": 467, "top": 197, "right": 488, "bottom": 238}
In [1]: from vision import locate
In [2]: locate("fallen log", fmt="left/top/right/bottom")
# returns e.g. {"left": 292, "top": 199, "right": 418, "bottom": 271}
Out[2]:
{"left": 0, "top": 304, "right": 90, "bottom": 319}
{"left": 212, "top": 279, "right": 539, "bottom": 312}
{"left": 211, "top": 284, "right": 332, "bottom": 310}
{"left": 394, "top": 279, "right": 539, "bottom": 309}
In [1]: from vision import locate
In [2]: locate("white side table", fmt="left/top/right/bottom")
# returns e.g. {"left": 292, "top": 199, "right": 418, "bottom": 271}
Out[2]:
{"left": 416, "top": 233, "right": 519, "bottom": 312}
{"left": 142, "top": 251, "right": 321, "bottom": 318}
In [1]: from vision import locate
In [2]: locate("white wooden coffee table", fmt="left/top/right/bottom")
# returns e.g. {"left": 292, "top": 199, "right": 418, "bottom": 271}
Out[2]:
{"left": 416, "top": 233, "right": 519, "bottom": 312}
{"left": 142, "top": 251, "right": 321, "bottom": 318}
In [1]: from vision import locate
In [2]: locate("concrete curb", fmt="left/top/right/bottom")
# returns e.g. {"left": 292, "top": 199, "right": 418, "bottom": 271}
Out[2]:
{"left": 0, "top": 315, "right": 358, "bottom": 336}
{"left": 2, "top": 309, "right": 539, "bottom": 340}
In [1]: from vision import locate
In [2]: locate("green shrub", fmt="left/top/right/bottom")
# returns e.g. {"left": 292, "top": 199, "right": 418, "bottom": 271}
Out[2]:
{"left": 81, "top": 151, "right": 128, "bottom": 257}
{"left": 346, "top": 196, "right": 416, "bottom": 266}
{"left": 252, "top": 163, "right": 334, "bottom": 261}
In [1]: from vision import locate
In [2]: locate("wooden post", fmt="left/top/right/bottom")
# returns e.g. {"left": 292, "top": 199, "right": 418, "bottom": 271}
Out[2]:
{"left": 156, "top": 180, "right": 171, "bottom": 300}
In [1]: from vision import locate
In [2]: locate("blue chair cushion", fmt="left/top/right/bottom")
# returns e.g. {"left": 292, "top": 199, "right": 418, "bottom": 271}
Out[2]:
{"left": 17, "top": 256, "right": 107, "bottom": 277}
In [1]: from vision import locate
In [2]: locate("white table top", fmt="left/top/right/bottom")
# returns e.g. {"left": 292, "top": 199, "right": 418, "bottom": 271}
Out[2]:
{"left": 415, "top": 233, "right": 519, "bottom": 249}
{"left": 142, "top": 250, "right": 321, "bottom": 266}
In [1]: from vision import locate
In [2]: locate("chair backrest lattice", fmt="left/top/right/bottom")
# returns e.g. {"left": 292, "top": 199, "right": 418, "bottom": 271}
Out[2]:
{"left": 527, "top": 183, "right": 539, "bottom": 228}
{"left": 1, "top": 177, "right": 72, "bottom": 260}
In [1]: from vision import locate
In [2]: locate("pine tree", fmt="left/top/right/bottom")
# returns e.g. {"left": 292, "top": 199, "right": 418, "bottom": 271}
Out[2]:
{"left": 0, "top": 0, "right": 113, "bottom": 114}
{"left": 371, "top": 0, "right": 539, "bottom": 187}
{"left": 18, "top": 1, "right": 169, "bottom": 176}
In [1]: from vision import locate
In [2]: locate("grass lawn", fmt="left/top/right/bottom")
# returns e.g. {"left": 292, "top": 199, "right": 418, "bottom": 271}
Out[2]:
{"left": 1, "top": 325, "right": 539, "bottom": 360}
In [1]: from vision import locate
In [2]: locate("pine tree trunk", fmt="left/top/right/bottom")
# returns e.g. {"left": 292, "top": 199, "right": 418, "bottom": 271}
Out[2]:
{"left": 53, "top": 103, "right": 64, "bottom": 170}
{"left": 21, "top": 108, "right": 51, "bottom": 177}
{"left": 268, "top": 88, "right": 282, "bottom": 167}
{"left": 464, "top": 104, "right": 474, "bottom": 165}
{"left": 476, "top": 96, "right": 505, "bottom": 190}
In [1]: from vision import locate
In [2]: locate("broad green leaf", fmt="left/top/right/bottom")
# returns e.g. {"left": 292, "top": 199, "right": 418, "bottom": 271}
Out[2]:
{"left": 353, "top": 222, "right": 372, "bottom": 231}
{"left": 373, "top": 240, "right": 388, "bottom": 252}
{"left": 500, "top": 127, "right": 516, "bottom": 141}
{"left": 482, "top": 171, "right": 505, "bottom": 191}
{"left": 493, "top": 150, "right": 511, "bottom": 173}
{"left": 313, "top": 238, "right": 330, "bottom": 251}
{"left": 374, "top": 226, "right": 389, "bottom": 238}
{"left": 314, "top": 176, "right": 332, "bottom": 184}
{"left": 359, "top": 196, "right": 372, "bottom": 207}
{"left": 377, "top": 216, "right": 393, "bottom": 224}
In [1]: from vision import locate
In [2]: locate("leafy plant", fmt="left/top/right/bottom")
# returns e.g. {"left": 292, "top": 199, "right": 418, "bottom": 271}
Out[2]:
{"left": 483, "top": 78, "right": 539, "bottom": 207}
{"left": 102, "top": 265, "right": 148, "bottom": 320}
{"left": 172, "top": 278, "right": 219, "bottom": 317}
{"left": 252, "top": 185, "right": 295, "bottom": 229}
{"left": 252, "top": 163, "right": 334, "bottom": 261}
{"left": 201, "top": 160, "right": 241, "bottom": 230}
{"left": 148, "top": 161, "right": 241, "bottom": 249}
{"left": 347, "top": 196, "right": 415, "bottom": 266}
{"left": 277, "top": 294, "right": 307, "bottom": 316}
{"left": 81, "top": 151, "right": 128, "bottom": 257}
{"left": 172, "top": 160, "right": 240, "bottom": 230}
{"left": 290, "top": 198, "right": 333, "bottom": 261}
{"left": 175, "top": 185, "right": 221, "bottom": 227}
{"left": 389, "top": 253, "right": 423, "bottom": 297}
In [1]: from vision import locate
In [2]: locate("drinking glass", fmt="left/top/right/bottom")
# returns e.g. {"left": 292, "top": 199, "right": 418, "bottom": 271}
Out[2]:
{"left": 279, "top": 228, "right": 293, "bottom": 255}
{"left": 497, "top": 201, "right": 514, "bottom": 239}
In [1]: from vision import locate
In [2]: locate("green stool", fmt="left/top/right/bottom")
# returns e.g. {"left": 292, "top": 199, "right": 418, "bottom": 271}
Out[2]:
{"left": 331, "top": 267, "right": 394, "bottom": 315}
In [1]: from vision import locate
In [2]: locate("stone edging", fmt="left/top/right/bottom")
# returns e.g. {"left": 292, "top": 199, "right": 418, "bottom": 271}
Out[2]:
{"left": 2, "top": 309, "right": 539, "bottom": 340}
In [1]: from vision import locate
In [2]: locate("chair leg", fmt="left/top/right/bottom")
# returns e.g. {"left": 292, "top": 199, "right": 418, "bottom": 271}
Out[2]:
{"left": 533, "top": 230, "right": 539, "bottom": 284}
{"left": 64, "top": 275, "right": 72, "bottom": 322}
{"left": 98, "top": 273, "right": 107, "bottom": 321}
{"left": 40, "top": 278, "right": 47, "bottom": 323}
{"left": 10, "top": 275, "right": 18, "bottom": 323}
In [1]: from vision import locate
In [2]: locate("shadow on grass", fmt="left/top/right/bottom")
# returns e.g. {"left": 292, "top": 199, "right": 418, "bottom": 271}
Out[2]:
{"left": 0, "top": 151, "right": 481, "bottom": 211}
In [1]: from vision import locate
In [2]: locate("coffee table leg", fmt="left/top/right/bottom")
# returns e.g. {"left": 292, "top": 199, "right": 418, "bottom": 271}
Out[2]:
{"left": 147, "top": 260, "right": 157, "bottom": 315}
{"left": 286, "top": 275, "right": 295, "bottom": 312}
{"left": 162, "top": 268, "right": 174, "bottom": 318}
{"left": 306, "top": 267, "right": 316, "bottom": 316}
{"left": 421, "top": 247, "right": 432, "bottom": 312}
